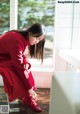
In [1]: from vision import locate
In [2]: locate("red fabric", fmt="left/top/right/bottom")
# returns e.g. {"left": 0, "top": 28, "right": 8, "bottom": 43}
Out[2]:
{"left": 0, "top": 31, "right": 36, "bottom": 102}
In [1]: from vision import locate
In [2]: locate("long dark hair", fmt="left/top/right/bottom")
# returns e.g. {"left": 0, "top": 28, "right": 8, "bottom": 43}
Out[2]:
{"left": 15, "top": 23, "right": 46, "bottom": 62}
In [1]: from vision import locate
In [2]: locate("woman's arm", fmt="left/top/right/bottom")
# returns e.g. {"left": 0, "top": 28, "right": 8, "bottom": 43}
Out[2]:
{"left": 9, "top": 37, "right": 32, "bottom": 90}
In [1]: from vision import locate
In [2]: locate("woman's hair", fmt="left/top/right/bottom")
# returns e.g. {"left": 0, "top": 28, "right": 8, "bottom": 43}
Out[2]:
{"left": 14, "top": 23, "right": 46, "bottom": 62}
{"left": 29, "top": 39, "right": 45, "bottom": 63}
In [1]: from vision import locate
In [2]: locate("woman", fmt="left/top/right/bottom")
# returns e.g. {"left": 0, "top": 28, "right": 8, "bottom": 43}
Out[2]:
{"left": 0, "top": 23, "right": 46, "bottom": 112}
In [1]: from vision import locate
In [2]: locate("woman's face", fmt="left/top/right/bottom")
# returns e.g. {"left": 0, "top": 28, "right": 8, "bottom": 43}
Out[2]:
{"left": 29, "top": 34, "right": 44, "bottom": 45}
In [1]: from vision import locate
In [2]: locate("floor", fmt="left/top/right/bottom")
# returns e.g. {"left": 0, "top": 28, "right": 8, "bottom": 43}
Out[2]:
{"left": 0, "top": 87, "right": 50, "bottom": 114}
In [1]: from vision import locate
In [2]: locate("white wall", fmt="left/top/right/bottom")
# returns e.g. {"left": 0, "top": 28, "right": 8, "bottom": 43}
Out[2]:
{"left": 71, "top": 2, "right": 80, "bottom": 49}
{"left": 53, "top": 0, "right": 74, "bottom": 71}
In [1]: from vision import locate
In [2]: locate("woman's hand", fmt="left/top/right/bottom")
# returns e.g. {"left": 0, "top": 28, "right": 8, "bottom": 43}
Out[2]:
{"left": 24, "top": 64, "right": 26, "bottom": 69}
{"left": 24, "top": 64, "right": 31, "bottom": 69}
{"left": 24, "top": 64, "right": 28, "bottom": 69}
{"left": 28, "top": 89, "right": 37, "bottom": 100}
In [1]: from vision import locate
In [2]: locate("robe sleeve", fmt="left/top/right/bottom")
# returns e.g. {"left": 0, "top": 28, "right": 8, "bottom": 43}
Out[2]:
{"left": 9, "top": 38, "right": 32, "bottom": 90}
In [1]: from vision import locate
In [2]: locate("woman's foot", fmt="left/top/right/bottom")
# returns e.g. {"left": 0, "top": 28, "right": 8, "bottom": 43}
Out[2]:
{"left": 22, "top": 97, "right": 42, "bottom": 113}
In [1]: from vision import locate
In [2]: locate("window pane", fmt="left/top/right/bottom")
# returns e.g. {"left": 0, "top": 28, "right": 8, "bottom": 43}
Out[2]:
{"left": 18, "top": 0, "right": 55, "bottom": 68}
{"left": 0, "top": 0, "right": 10, "bottom": 35}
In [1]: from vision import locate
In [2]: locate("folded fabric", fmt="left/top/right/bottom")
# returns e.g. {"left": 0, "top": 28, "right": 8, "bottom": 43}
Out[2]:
{"left": 0, "top": 65, "right": 36, "bottom": 102}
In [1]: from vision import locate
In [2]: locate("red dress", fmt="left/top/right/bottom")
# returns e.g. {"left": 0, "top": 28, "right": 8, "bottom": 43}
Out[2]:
{"left": 0, "top": 31, "right": 36, "bottom": 102}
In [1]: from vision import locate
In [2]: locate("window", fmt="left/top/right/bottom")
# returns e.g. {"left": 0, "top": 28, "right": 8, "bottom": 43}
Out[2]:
{"left": 18, "top": 0, "right": 55, "bottom": 69}
{"left": 0, "top": 0, "right": 10, "bottom": 35}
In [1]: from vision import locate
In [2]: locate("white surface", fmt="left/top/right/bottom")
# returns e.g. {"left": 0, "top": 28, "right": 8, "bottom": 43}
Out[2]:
{"left": 0, "top": 76, "right": 4, "bottom": 86}
{"left": 10, "top": 0, "right": 18, "bottom": 30}
{"left": 59, "top": 49, "right": 80, "bottom": 69}
{"left": 53, "top": 72, "right": 80, "bottom": 103}
{"left": 49, "top": 72, "right": 80, "bottom": 114}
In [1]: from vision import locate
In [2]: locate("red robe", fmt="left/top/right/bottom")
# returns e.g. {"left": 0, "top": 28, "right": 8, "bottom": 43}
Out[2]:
{"left": 0, "top": 31, "right": 36, "bottom": 102}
